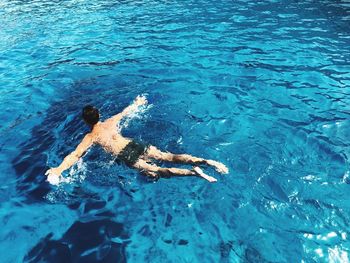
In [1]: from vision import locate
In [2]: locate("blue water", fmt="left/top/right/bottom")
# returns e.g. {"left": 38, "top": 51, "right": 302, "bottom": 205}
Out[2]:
{"left": 1, "top": 0, "right": 350, "bottom": 262}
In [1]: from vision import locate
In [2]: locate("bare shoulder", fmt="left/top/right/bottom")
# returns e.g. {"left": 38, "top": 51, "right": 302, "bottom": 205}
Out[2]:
{"left": 105, "top": 113, "right": 122, "bottom": 125}
{"left": 73, "top": 132, "right": 95, "bottom": 154}
{"left": 101, "top": 119, "right": 119, "bottom": 131}
{"left": 83, "top": 132, "right": 96, "bottom": 144}
{"left": 102, "top": 118, "right": 113, "bottom": 126}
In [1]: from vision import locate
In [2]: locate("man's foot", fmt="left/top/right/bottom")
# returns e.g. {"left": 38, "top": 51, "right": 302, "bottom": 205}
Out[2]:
{"left": 193, "top": 167, "right": 217, "bottom": 182}
{"left": 206, "top": 160, "right": 229, "bottom": 174}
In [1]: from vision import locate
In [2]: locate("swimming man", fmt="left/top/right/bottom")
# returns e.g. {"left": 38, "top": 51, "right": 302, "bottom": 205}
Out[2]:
{"left": 46, "top": 95, "right": 228, "bottom": 185}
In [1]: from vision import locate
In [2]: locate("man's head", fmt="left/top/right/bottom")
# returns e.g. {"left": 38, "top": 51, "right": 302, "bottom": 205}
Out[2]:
{"left": 82, "top": 105, "right": 99, "bottom": 126}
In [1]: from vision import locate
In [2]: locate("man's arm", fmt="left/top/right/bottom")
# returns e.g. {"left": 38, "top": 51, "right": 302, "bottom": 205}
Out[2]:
{"left": 106, "top": 95, "right": 147, "bottom": 125}
{"left": 45, "top": 134, "right": 94, "bottom": 184}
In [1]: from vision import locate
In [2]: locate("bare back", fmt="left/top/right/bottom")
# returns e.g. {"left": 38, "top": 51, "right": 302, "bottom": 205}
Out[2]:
{"left": 90, "top": 119, "right": 131, "bottom": 156}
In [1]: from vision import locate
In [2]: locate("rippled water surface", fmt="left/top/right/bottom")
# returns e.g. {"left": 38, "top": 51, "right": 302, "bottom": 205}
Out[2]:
{"left": 1, "top": 0, "right": 350, "bottom": 262}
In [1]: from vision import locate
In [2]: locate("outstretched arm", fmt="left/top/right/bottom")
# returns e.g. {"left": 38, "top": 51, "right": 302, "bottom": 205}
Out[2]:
{"left": 106, "top": 95, "right": 147, "bottom": 125}
{"left": 45, "top": 134, "right": 94, "bottom": 184}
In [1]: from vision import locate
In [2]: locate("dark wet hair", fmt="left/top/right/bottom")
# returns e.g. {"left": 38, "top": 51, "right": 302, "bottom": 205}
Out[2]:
{"left": 82, "top": 105, "right": 99, "bottom": 126}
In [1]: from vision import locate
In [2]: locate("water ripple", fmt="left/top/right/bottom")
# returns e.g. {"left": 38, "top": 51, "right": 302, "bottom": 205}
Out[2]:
{"left": 0, "top": 0, "right": 350, "bottom": 262}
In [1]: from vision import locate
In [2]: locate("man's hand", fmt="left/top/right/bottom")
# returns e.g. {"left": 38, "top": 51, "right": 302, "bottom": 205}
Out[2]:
{"left": 45, "top": 167, "right": 63, "bottom": 185}
{"left": 134, "top": 95, "right": 147, "bottom": 107}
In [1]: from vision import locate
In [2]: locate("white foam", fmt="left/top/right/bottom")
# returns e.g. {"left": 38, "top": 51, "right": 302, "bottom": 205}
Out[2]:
{"left": 342, "top": 171, "right": 350, "bottom": 184}
{"left": 328, "top": 246, "right": 349, "bottom": 263}
{"left": 118, "top": 103, "right": 152, "bottom": 132}
{"left": 67, "top": 158, "right": 87, "bottom": 184}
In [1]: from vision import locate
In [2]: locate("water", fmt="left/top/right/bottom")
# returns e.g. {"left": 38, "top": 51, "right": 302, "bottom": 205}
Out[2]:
{"left": 1, "top": 0, "right": 350, "bottom": 262}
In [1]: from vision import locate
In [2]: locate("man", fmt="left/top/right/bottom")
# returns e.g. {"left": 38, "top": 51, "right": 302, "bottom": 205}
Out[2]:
{"left": 46, "top": 95, "right": 228, "bottom": 185}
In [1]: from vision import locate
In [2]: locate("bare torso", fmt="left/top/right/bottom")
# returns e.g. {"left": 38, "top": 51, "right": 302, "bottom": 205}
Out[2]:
{"left": 90, "top": 120, "right": 131, "bottom": 156}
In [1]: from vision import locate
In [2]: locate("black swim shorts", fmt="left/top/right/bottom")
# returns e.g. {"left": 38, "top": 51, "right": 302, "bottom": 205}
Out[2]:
{"left": 117, "top": 141, "right": 148, "bottom": 167}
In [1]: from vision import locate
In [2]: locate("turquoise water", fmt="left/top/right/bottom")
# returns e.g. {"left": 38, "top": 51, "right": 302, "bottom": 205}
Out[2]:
{"left": 1, "top": 0, "right": 350, "bottom": 262}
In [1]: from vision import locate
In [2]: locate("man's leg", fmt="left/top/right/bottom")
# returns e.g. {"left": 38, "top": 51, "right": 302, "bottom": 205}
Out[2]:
{"left": 145, "top": 146, "right": 229, "bottom": 174}
{"left": 146, "top": 146, "right": 206, "bottom": 164}
{"left": 133, "top": 159, "right": 217, "bottom": 182}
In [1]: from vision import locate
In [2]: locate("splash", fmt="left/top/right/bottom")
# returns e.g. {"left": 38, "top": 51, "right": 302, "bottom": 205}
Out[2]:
{"left": 44, "top": 159, "right": 88, "bottom": 203}
{"left": 67, "top": 158, "right": 88, "bottom": 184}
{"left": 117, "top": 101, "right": 152, "bottom": 132}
